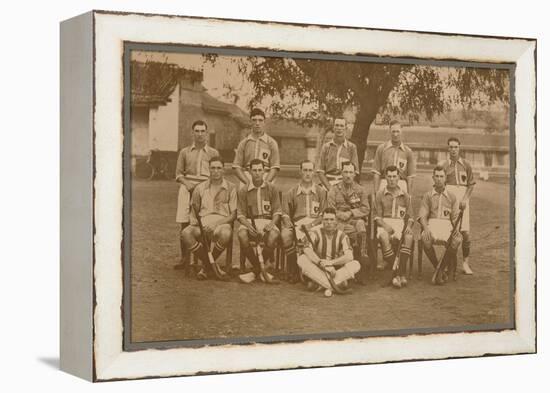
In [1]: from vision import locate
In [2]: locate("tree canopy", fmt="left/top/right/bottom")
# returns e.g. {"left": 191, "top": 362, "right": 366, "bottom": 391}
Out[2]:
{"left": 206, "top": 55, "right": 510, "bottom": 168}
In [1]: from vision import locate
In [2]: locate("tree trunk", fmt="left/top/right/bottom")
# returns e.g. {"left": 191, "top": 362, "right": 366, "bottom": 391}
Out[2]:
{"left": 350, "top": 104, "right": 378, "bottom": 178}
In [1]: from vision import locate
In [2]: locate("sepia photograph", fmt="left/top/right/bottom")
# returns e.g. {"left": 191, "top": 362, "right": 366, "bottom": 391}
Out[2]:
{"left": 124, "top": 46, "right": 514, "bottom": 348}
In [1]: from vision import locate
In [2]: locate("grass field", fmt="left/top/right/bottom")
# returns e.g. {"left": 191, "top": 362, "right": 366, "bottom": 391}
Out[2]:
{"left": 130, "top": 173, "right": 512, "bottom": 344}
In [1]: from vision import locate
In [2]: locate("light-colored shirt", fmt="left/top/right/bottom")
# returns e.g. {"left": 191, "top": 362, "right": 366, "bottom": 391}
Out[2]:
{"left": 372, "top": 140, "right": 416, "bottom": 179}
{"left": 438, "top": 158, "right": 476, "bottom": 187}
{"left": 190, "top": 179, "right": 237, "bottom": 225}
{"left": 418, "top": 187, "right": 459, "bottom": 222}
{"left": 327, "top": 182, "right": 369, "bottom": 219}
{"left": 232, "top": 133, "right": 280, "bottom": 171}
{"left": 175, "top": 144, "right": 219, "bottom": 182}
{"left": 316, "top": 139, "right": 359, "bottom": 175}
{"left": 374, "top": 186, "right": 413, "bottom": 220}
{"left": 282, "top": 184, "right": 327, "bottom": 221}
{"left": 237, "top": 181, "right": 282, "bottom": 220}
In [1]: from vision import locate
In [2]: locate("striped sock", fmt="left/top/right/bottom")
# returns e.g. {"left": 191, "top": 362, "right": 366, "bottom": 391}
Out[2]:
{"left": 382, "top": 248, "right": 395, "bottom": 264}
{"left": 212, "top": 241, "right": 225, "bottom": 260}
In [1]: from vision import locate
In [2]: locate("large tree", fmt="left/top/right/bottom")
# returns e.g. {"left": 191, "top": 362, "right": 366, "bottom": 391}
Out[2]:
{"left": 207, "top": 55, "right": 510, "bottom": 172}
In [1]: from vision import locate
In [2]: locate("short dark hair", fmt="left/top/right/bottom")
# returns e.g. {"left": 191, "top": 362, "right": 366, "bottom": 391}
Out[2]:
{"left": 250, "top": 108, "right": 266, "bottom": 119}
{"left": 447, "top": 137, "right": 461, "bottom": 145}
{"left": 249, "top": 158, "right": 265, "bottom": 169}
{"left": 323, "top": 207, "right": 337, "bottom": 216}
{"left": 341, "top": 161, "right": 356, "bottom": 172}
{"left": 300, "top": 160, "right": 315, "bottom": 169}
{"left": 209, "top": 156, "right": 224, "bottom": 166}
{"left": 334, "top": 117, "right": 346, "bottom": 124}
{"left": 191, "top": 120, "right": 208, "bottom": 130}
{"left": 389, "top": 120, "right": 401, "bottom": 128}
{"left": 385, "top": 165, "right": 399, "bottom": 175}
{"left": 433, "top": 165, "right": 446, "bottom": 175}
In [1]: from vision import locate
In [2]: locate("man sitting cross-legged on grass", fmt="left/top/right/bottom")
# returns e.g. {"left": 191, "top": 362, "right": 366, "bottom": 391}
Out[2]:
{"left": 181, "top": 156, "right": 237, "bottom": 280}
{"left": 238, "top": 159, "right": 282, "bottom": 284}
{"left": 327, "top": 161, "right": 370, "bottom": 285}
{"left": 281, "top": 160, "right": 327, "bottom": 283}
{"left": 298, "top": 208, "right": 361, "bottom": 297}
{"left": 419, "top": 165, "right": 463, "bottom": 284}
{"left": 374, "top": 165, "right": 415, "bottom": 288}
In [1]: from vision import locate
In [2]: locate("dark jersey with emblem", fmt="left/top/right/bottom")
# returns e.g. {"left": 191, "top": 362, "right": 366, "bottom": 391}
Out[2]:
{"left": 418, "top": 188, "right": 459, "bottom": 223}
{"left": 282, "top": 184, "right": 327, "bottom": 221}
{"left": 374, "top": 187, "right": 413, "bottom": 220}
{"left": 237, "top": 182, "right": 282, "bottom": 220}
{"left": 438, "top": 158, "right": 476, "bottom": 187}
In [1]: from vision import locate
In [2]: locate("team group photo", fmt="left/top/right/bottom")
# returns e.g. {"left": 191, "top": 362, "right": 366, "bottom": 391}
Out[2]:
{"left": 127, "top": 49, "right": 513, "bottom": 345}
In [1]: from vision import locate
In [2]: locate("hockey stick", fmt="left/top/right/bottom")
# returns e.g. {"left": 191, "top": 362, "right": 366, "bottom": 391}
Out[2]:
{"left": 191, "top": 205, "right": 228, "bottom": 281}
{"left": 300, "top": 225, "right": 352, "bottom": 295}
{"left": 247, "top": 206, "right": 278, "bottom": 284}
{"left": 431, "top": 209, "right": 464, "bottom": 285}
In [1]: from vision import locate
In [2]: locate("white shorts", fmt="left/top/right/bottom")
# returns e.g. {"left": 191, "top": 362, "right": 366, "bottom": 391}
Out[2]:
{"left": 239, "top": 218, "right": 280, "bottom": 234}
{"left": 176, "top": 184, "right": 191, "bottom": 223}
{"left": 447, "top": 185, "right": 470, "bottom": 232}
{"left": 378, "top": 179, "right": 408, "bottom": 193}
{"left": 377, "top": 218, "right": 405, "bottom": 241}
{"left": 428, "top": 219, "right": 453, "bottom": 243}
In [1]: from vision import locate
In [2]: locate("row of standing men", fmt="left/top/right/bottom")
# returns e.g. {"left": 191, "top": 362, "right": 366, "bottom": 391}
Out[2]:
{"left": 173, "top": 108, "right": 476, "bottom": 295}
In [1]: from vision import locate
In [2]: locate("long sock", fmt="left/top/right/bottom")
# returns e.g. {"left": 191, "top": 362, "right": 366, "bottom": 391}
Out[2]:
{"left": 244, "top": 246, "right": 261, "bottom": 275}
{"left": 359, "top": 232, "right": 368, "bottom": 257}
{"left": 179, "top": 223, "right": 189, "bottom": 263}
{"left": 462, "top": 231, "right": 471, "bottom": 258}
{"left": 382, "top": 247, "right": 395, "bottom": 266}
{"left": 189, "top": 242, "right": 213, "bottom": 274}
{"left": 399, "top": 246, "right": 411, "bottom": 276}
{"left": 424, "top": 246, "right": 438, "bottom": 268}
{"left": 262, "top": 247, "right": 273, "bottom": 265}
{"left": 212, "top": 241, "right": 225, "bottom": 261}
{"left": 285, "top": 245, "right": 298, "bottom": 278}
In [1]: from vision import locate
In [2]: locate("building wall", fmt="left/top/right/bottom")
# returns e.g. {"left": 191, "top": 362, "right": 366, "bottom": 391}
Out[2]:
{"left": 365, "top": 144, "right": 509, "bottom": 173}
{"left": 279, "top": 137, "right": 307, "bottom": 165}
{"left": 131, "top": 107, "right": 149, "bottom": 157}
{"left": 149, "top": 85, "right": 179, "bottom": 151}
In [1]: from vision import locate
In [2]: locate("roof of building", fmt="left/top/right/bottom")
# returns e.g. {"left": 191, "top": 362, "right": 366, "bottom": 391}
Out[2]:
{"left": 131, "top": 60, "right": 201, "bottom": 107}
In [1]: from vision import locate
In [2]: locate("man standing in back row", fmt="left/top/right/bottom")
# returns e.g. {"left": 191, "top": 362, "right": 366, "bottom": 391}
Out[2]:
{"left": 372, "top": 120, "right": 416, "bottom": 194}
{"left": 438, "top": 137, "right": 476, "bottom": 275}
{"left": 174, "top": 120, "right": 220, "bottom": 274}
{"left": 316, "top": 117, "right": 359, "bottom": 191}
{"left": 232, "top": 108, "right": 280, "bottom": 186}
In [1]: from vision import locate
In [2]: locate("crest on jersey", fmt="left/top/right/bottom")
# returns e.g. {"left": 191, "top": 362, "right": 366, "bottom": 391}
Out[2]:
{"left": 397, "top": 157, "right": 407, "bottom": 171}
{"left": 397, "top": 205, "right": 406, "bottom": 218}
{"left": 259, "top": 148, "right": 270, "bottom": 162}
{"left": 459, "top": 171, "right": 467, "bottom": 184}
{"left": 337, "top": 157, "right": 350, "bottom": 170}
{"left": 443, "top": 208, "right": 451, "bottom": 217}
{"left": 312, "top": 201, "right": 320, "bottom": 215}
{"left": 350, "top": 194, "right": 360, "bottom": 205}
{"left": 262, "top": 200, "right": 271, "bottom": 213}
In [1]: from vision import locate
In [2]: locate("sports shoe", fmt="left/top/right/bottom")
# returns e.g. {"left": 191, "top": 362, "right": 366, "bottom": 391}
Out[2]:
{"left": 400, "top": 276, "right": 408, "bottom": 287}
{"left": 392, "top": 276, "right": 402, "bottom": 288}
{"left": 196, "top": 269, "right": 208, "bottom": 281}
{"left": 238, "top": 271, "right": 256, "bottom": 284}
{"left": 462, "top": 261, "right": 474, "bottom": 275}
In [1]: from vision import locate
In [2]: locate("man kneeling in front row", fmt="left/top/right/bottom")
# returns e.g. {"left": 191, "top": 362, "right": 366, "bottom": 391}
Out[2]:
{"left": 298, "top": 208, "right": 361, "bottom": 297}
